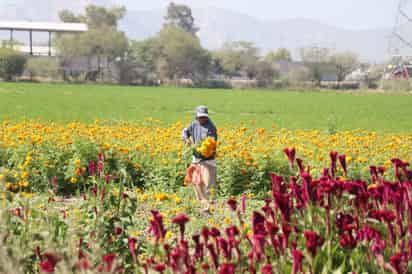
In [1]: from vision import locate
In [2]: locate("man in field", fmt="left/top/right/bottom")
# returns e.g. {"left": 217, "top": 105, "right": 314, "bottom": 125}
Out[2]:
{"left": 182, "top": 105, "right": 217, "bottom": 212}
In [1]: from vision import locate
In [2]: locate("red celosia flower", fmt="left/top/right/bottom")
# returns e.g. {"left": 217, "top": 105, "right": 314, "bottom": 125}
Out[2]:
{"left": 39, "top": 261, "right": 54, "bottom": 273}
{"left": 262, "top": 199, "right": 275, "bottom": 220}
{"left": 370, "top": 166, "right": 379, "bottom": 182}
{"left": 227, "top": 198, "right": 237, "bottom": 211}
{"left": 304, "top": 231, "right": 324, "bottom": 257}
{"left": 192, "top": 234, "right": 204, "bottom": 261}
{"left": 391, "top": 158, "right": 409, "bottom": 181}
{"left": 217, "top": 236, "right": 231, "bottom": 259}
{"left": 74, "top": 258, "right": 91, "bottom": 271}
{"left": 98, "top": 253, "right": 116, "bottom": 272}
{"left": 114, "top": 226, "right": 122, "bottom": 236}
{"left": 335, "top": 213, "right": 357, "bottom": 234}
{"left": 252, "top": 211, "right": 266, "bottom": 236}
{"left": 273, "top": 192, "right": 292, "bottom": 222}
{"left": 271, "top": 172, "right": 286, "bottom": 195}
{"left": 338, "top": 154, "right": 347, "bottom": 176}
{"left": 261, "top": 264, "right": 274, "bottom": 274}
{"left": 201, "top": 263, "right": 210, "bottom": 271}
{"left": 252, "top": 234, "right": 266, "bottom": 262}
{"left": 389, "top": 253, "right": 406, "bottom": 274}
{"left": 296, "top": 158, "right": 305, "bottom": 174}
{"left": 289, "top": 176, "right": 305, "bottom": 209}
{"left": 301, "top": 172, "right": 314, "bottom": 205}
{"left": 330, "top": 151, "right": 338, "bottom": 178}
{"left": 88, "top": 160, "right": 97, "bottom": 176}
{"left": 225, "top": 225, "right": 240, "bottom": 238}
{"left": 356, "top": 225, "right": 381, "bottom": 242}
{"left": 369, "top": 210, "right": 396, "bottom": 223}
{"left": 170, "top": 247, "right": 183, "bottom": 272}
{"left": 340, "top": 231, "right": 357, "bottom": 249}
{"left": 172, "top": 214, "right": 190, "bottom": 240}
{"left": 97, "top": 153, "right": 105, "bottom": 176}
{"left": 149, "top": 210, "right": 166, "bottom": 241}
{"left": 291, "top": 241, "right": 304, "bottom": 274}
{"left": 283, "top": 147, "right": 296, "bottom": 168}
{"left": 201, "top": 226, "right": 210, "bottom": 244}
{"left": 39, "top": 252, "right": 61, "bottom": 273}
{"left": 241, "top": 194, "right": 247, "bottom": 213}
{"left": 128, "top": 237, "right": 137, "bottom": 262}
{"left": 371, "top": 237, "right": 387, "bottom": 255}
{"left": 207, "top": 243, "right": 219, "bottom": 269}
{"left": 153, "top": 263, "right": 166, "bottom": 273}
{"left": 378, "top": 166, "right": 386, "bottom": 176}
{"left": 218, "top": 263, "right": 235, "bottom": 274}
{"left": 210, "top": 227, "right": 221, "bottom": 238}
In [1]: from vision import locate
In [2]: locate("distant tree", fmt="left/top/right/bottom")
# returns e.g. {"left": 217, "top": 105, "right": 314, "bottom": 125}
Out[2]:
{"left": 215, "top": 41, "right": 260, "bottom": 78}
{"left": 265, "top": 48, "right": 292, "bottom": 63}
{"left": 300, "top": 47, "right": 333, "bottom": 86}
{"left": 124, "top": 39, "right": 159, "bottom": 84}
{"left": 129, "top": 39, "right": 158, "bottom": 72}
{"left": 329, "top": 52, "right": 359, "bottom": 82}
{"left": 56, "top": 5, "right": 128, "bottom": 82}
{"left": 288, "top": 66, "right": 312, "bottom": 84}
{"left": 58, "top": 10, "right": 81, "bottom": 23}
{"left": 0, "top": 47, "right": 26, "bottom": 81}
{"left": 153, "top": 26, "right": 211, "bottom": 84}
{"left": 164, "top": 2, "right": 199, "bottom": 35}
{"left": 255, "top": 60, "right": 279, "bottom": 87}
{"left": 83, "top": 5, "right": 126, "bottom": 28}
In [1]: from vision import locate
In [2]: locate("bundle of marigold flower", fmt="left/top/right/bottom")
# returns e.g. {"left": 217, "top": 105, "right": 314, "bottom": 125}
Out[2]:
{"left": 193, "top": 137, "right": 217, "bottom": 160}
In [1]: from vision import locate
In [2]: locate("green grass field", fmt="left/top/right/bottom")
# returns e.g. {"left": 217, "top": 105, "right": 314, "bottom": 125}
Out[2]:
{"left": 0, "top": 82, "right": 411, "bottom": 132}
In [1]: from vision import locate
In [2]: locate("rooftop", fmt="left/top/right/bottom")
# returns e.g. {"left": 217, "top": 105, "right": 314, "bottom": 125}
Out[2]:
{"left": 0, "top": 21, "right": 88, "bottom": 33}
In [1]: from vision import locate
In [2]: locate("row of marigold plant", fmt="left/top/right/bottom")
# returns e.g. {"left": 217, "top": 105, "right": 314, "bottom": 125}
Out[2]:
{"left": 0, "top": 120, "right": 411, "bottom": 197}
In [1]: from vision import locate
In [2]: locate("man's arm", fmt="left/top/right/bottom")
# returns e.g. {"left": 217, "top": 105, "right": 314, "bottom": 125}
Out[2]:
{"left": 182, "top": 123, "right": 193, "bottom": 144}
{"left": 209, "top": 124, "right": 218, "bottom": 141}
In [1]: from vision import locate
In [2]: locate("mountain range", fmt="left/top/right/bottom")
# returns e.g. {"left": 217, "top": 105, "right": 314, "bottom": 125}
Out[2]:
{"left": 0, "top": 0, "right": 398, "bottom": 62}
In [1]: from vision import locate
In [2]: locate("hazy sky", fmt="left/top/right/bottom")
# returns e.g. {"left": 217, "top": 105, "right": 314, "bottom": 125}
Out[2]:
{"left": 115, "top": 0, "right": 400, "bottom": 30}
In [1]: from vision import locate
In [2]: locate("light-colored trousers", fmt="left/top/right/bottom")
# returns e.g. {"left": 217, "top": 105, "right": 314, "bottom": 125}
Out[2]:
{"left": 193, "top": 160, "right": 216, "bottom": 203}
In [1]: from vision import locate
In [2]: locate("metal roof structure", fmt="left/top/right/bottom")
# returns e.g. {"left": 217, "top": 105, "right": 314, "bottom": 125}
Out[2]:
{"left": 0, "top": 21, "right": 88, "bottom": 56}
{"left": 0, "top": 21, "right": 88, "bottom": 33}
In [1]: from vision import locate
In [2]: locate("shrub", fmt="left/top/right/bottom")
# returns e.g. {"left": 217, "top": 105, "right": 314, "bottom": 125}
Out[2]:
{"left": 0, "top": 47, "right": 27, "bottom": 81}
{"left": 25, "top": 57, "right": 60, "bottom": 80}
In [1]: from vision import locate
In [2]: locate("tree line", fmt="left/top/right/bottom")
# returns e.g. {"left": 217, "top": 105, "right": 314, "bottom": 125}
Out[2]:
{"left": 0, "top": 3, "right": 371, "bottom": 88}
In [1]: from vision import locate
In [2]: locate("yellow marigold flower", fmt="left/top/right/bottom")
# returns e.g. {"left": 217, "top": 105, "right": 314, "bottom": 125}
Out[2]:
{"left": 102, "top": 143, "right": 111, "bottom": 150}
{"left": 21, "top": 171, "right": 29, "bottom": 179}
{"left": 165, "top": 231, "right": 173, "bottom": 240}
{"left": 21, "top": 192, "right": 34, "bottom": 199}
{"left": 19, "top": 181, "right": 29, "bottom": 188}
{"left": 130, "top": 230, "right": 141, "bottom": 238}
{"left": 139, "top": 194, "right": 149, "bottom": 202}
{"left": 70, "top": 177, "right": 78, "bottom": 184}
{"left": 155, "top": 192, "right": 168, "bottom": 202}
{"left": 74, "top": 159, "right": 81, "bottom": 167}
{"left": 111, "top": 188, "right": 120, "bottom": 198}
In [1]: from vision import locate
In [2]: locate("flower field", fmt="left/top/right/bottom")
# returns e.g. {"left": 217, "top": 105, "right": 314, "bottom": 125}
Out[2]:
{"left": 0, "top": 120, "right": 412, "bottom": 273}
